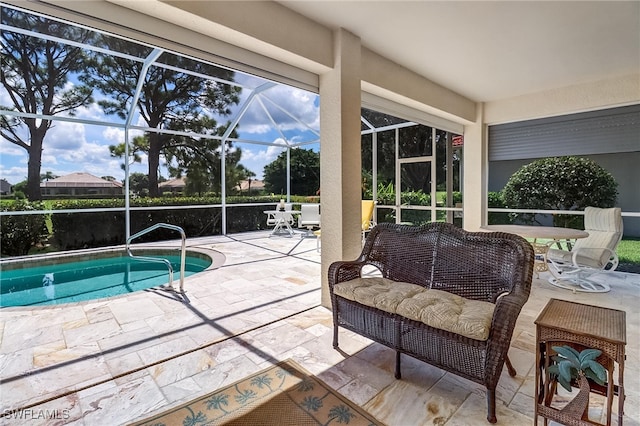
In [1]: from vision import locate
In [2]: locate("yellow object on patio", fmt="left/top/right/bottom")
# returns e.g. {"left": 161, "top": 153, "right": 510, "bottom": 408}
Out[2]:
{"left": 361, "top": 200, "right": 376, "bottom": 241}
{"left": 314, "top": 200, "right": 377, "bottom": 252}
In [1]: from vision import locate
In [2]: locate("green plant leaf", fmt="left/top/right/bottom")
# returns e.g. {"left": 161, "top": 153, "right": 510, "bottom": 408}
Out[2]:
{"left": 557, "top": 375, "right": 573, "bottom": 392}
{"left": 585, "top": 360, "right": 608, "bottom": 385}
{"left": 558, "top": 361, "right": 577, "bottom": 382}
{"left": 578, "top": 348, "right": 602, "bottom": 364}
{"left": 552, "top": 345, "right": 580, "bottom": 361}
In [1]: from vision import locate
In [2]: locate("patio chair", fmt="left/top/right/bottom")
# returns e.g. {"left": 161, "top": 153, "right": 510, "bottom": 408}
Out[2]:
{"left": 298, "top": 203, "right": 321, "bottom": 237}
{"left": 282, "top": 203, "right": 296, "bottom": 225}
{"left": 547, "top": 207, "right": 623, "bottom": 293}
{"left": 361, "top": 200, "right": 376, "bottom": 243}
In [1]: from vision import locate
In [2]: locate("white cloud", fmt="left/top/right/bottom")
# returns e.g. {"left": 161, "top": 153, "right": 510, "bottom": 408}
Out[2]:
{"left": 0, "top": 165, "right": 27, "bottom": 184}
{"left": 102, "top": 127, "right": 125, "bottom": 144}
{"left": 229, "top": 86, "right": 319, "bottom": 137}
{"left": 0, "top": 138, "right": 25, "bottom": 156}
{"left": 75, "top": 102, "right": 110, "bottom": 122}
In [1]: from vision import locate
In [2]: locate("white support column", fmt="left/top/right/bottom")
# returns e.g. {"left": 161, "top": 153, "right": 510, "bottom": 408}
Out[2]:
{"left": 463, "top": 102, "right": 488, "bottom": 231}
{"left": 319, "top": 28, "right": 362, "bottom": 308}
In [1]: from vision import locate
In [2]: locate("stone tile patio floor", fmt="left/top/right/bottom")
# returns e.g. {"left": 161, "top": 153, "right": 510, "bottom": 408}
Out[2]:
{"left": 0, "top": 231, "right": 638, "bottom": 425}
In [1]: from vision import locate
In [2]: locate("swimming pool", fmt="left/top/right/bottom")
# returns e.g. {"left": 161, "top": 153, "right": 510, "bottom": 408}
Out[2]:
{"left": 0, "top": 249, "right": 218, "bottom": 308}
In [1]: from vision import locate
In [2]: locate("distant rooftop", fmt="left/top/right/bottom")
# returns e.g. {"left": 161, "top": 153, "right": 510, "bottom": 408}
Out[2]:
{"left": 238, "top": 179, "right": 265, "bottom": 191}
{"left": 41, "top": 172, "right": 123, "bottom": 188}
{"left": 159, "top": 177, "right": 186, "bottom": 188}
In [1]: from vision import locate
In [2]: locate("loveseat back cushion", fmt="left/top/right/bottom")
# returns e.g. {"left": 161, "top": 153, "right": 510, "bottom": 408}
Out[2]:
{"left": 333, "top": 277, "right": 495, "bottom": 341}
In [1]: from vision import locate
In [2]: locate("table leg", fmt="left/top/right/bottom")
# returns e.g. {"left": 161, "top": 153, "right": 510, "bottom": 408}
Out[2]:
{"left": 270, "top": 214, "right": 294, "bottom": 237}
{"left": 532, "top": 240, "right": 550, "bottom": 277}
{"left": 270, "top": 217, "right": 286, "bottom": 236}
{"left": 535, "top": 338, "right": 540, "bottom": 424}
{"left": 618, "top": 361, "right": 624, "bottom": 426}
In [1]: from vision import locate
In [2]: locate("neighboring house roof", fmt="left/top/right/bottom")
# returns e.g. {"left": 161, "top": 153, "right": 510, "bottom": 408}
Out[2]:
{"left": 159, "top": 177, "right": 186, "bottom": 189}
{"left": 238, "top": 179, "right": 265, "bottom": 191}
{"left": 41, "top": 172, "right": 123, "bottom": 188}
{"left": 0, "top": 178, "right": 12, "bottom": 193}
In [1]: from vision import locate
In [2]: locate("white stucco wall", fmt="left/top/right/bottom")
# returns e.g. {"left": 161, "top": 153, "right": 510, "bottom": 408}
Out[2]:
{"left": 318, "top": 29, "right": 363, "bottom": 308}
{"left": 484, "top": 73, "right": 640, "bottom": 125}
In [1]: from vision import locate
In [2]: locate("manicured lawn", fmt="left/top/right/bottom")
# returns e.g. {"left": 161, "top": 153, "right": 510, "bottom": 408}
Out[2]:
{"left": 618, "top": 237, "right": 640, "bottom": 264}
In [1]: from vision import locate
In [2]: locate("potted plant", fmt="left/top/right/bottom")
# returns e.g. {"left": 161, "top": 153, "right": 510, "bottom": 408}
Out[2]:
{"left": 546, "top": 345, "right": 608, "bottom": 420}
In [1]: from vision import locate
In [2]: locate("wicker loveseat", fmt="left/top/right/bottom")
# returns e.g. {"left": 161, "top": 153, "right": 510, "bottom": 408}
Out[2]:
{"left": 328, "top": 222, "right": 534, "bottom": 423}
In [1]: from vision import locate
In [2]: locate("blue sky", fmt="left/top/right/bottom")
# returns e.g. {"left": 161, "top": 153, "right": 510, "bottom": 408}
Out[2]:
{"left": 0, "top": 80, "right": 320, "bottom": 185}
{"left": 0, "top": 4, "right": 322, "bottom": 186}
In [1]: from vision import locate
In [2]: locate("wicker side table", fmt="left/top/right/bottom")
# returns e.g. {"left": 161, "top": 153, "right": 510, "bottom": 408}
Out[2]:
{"left": 534, "top": 298, "right": 626, "bottom": 426}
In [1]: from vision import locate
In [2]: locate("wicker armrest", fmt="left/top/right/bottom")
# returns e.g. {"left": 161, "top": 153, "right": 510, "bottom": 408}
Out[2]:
{"left": 484, "top": 289, "right": 529, "bottom": 387}
{"left": 328, "top": 259, "right": 368, "bottom": 290}
{"left": 490, "top": 292, "right": 526, "bottom": 341}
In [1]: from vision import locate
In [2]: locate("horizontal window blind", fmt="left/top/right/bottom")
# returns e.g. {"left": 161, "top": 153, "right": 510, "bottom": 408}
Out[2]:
{"left": 489, "top": 104, "right": 640, "bottom": 161}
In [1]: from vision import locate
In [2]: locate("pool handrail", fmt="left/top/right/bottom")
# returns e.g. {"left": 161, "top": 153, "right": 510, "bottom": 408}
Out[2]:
{"left": 125, "top": 223, "right": 187, "bottom": 293}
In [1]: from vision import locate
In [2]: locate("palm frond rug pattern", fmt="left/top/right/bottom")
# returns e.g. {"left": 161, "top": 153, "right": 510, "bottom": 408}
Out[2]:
{"left": 131, "top": 359, "right": 383, "bottom": 425}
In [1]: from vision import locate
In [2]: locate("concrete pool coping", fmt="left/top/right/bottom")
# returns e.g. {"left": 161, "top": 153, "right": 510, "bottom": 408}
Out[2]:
{"left": 0, "top": 244, "right": 226, "bottom": 310}
{"left": 0, "top": 244, "right": 226, "bottom": 272}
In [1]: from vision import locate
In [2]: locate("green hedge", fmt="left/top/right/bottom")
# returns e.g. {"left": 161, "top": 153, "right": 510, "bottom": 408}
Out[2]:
{"left": 48, "top": 197, "right": 296, "bottom": 250}
{"left": 0, "top": 200, "right": 47, "bottom": 256}
{"left": 0, "top": 195, "right": 322, "bottom": 255}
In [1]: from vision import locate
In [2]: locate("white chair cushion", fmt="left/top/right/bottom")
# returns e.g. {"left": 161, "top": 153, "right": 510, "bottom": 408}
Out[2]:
{"left": 548, "top": 207, "right": 623, "bottom": 269}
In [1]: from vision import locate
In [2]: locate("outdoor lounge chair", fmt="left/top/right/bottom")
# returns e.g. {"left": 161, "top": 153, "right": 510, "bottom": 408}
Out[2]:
{"left": 547, "top": 206, "right": 623, "bottom": 292}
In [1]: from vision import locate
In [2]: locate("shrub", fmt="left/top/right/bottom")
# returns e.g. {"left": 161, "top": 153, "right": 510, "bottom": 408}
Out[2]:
{"left": 502, "top": 156, "right": 618, "bottom": 228}
{"left": 49, "top": 196, "right": 302, "bottom": 250}
{"left": 488, "top": 191, "right": 511, "bottom": 225}
{"left": 0, "top": 200, "right": 47, "bottom": 256}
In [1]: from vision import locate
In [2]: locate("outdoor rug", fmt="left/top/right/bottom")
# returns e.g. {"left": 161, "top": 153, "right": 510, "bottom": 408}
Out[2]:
{"left": 130, "top": 359, "right": 383, "bottom": 425}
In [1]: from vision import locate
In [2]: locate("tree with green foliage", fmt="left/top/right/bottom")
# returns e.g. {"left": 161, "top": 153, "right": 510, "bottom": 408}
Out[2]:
{"left": 502, "top": 156, "right": 618, "bottom": 228}
{"left": 0, "top": 7, "right": 94, "bottom": 200}
{"left": 263, "top": 148, "right": 319, "bottom": 196}
{"left": 81, "top": 42, "right": 241, "bottom": 197}
{"left": 111, "top": 117, "right": 248, "bottom": 196}
{"left": 127, "top": 173, "right": 150, "bottom": 197}
{"left": 162, "top": 117, "right": 248, "bottom": 195}
{"left": 40, "top": 171, "right": 59, "bottom": 182}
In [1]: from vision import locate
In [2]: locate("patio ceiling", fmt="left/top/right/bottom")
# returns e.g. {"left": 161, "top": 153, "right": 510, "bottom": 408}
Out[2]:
{"left": 278, "top": 1, "right": 640, "bottom": 103}
{"left": 65, "top": 0, "right": 634, "bottom": 139}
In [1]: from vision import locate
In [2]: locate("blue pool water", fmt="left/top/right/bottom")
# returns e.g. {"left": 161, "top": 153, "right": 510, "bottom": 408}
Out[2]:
{"left": 0, "top": 253, "right": 212, "bottom": 307}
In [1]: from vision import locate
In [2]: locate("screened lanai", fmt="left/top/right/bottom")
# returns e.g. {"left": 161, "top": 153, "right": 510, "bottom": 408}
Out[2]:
{"left": 1, "top": 2, "right": 463, "bottom": 252}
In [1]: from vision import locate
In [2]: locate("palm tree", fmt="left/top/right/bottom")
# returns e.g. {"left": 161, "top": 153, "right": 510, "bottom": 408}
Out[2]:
{"left": 40, "top": 171, "right": 58, "bottom": 182}
{"left": 205, "top": 393, "right": 230, "bottom": 413}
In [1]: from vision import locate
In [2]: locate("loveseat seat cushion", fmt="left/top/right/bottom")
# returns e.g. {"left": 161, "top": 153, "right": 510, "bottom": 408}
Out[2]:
{"left": 333, "top": 277, "right": 495, "bottom": 341}
{"left": 333, "top": 277, "right": 425, "bottom": 312}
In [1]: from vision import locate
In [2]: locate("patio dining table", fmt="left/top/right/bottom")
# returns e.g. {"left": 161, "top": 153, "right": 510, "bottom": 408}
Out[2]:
{"left": 480, "top": 224, "right": 589, "bottom": 276}
{"left": 264, "top": 210, "right": 301, "bottom": 237}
